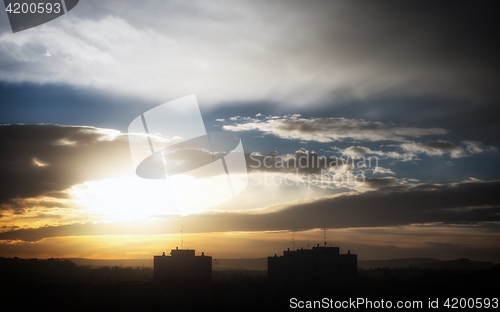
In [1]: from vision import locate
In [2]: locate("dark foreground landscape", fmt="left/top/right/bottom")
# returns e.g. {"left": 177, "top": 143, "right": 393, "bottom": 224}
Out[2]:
{"left": 0, "top": 257, "right": 498, "bottom": 311}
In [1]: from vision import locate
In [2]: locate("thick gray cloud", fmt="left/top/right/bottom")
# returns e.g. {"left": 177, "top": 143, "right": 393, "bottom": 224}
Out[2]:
{"left": 0, "top": 124, "right": 133, "bottom": 210}
{"left": 0, "top": 0, "right": 498, "bottom": 105}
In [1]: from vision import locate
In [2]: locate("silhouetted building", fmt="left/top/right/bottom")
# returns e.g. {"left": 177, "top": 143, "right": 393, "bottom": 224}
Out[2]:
{"left": 154, "top": 247, "right": 212, "bottom": 287}
{"left": 268, "top": 244, "right": 357, "bottom": 289}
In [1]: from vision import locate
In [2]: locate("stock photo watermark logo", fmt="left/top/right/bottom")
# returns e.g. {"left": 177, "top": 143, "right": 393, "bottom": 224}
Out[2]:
{"left": 247, "top": 153, "right": 379, "bottom": 189}
{"left": 128, "top": 95, "right": 248, "bottom": 216}
{"left": 3, "top": 0, "right": 79, "bottom": 33}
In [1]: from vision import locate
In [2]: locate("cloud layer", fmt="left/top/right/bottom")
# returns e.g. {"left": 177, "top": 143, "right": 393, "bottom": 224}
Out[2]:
{"left": 1, "top": 179, "right": 499, "bottom": 241}
{"left": 0, "top": 0, "right": 499, "bottom": 105}
{"left": 0, "top": 124, "right": 498, "bottom": 262}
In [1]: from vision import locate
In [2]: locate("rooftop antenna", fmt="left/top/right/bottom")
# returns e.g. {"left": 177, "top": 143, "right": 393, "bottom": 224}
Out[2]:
{"left": 307, "top": 239, "right": 310, "bottom": 248}
{"left": 322, "top": 227, "right": 327, "bottom": 246}
{"left": 291, "top": 233, "right": 296, "bottom": 251}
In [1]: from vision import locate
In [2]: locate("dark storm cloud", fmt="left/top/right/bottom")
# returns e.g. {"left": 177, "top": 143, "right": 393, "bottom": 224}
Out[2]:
{"left": 217, "top": 180, "right": 500, "bottom": 232}
{"left": 0, "top": 124, "right": 132, "bottom": 211}
{"left": 2, "top": 180, "right": 499, "bottom": 241}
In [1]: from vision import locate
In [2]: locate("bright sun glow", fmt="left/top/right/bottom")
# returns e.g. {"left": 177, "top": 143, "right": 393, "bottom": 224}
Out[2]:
{"left": 70, "top": 176, "right": 179, "bottom": 221}
{"left": 70, "top": 171, "right": 250, "bottom": 220}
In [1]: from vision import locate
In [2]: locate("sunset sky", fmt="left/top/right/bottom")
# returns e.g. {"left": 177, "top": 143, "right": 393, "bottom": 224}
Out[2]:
{"left": 1, "top": 1, "right": 499, "bottom": 262}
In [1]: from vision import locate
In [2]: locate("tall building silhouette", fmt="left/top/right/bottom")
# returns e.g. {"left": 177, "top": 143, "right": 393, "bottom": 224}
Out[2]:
{"left": 154, "top": 247, "right": 212, "bottom": 287}
{"left": 268, "top": 244, "right": 357, "bottom": 289}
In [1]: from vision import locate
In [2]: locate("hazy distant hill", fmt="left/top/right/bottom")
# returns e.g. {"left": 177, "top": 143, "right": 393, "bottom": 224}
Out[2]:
{"left": 67, "top": 257, "right": 498, "bottom": 271}
{"left": 68, "top": 257, "right": 269, "bottom": 270}
{"left": 413, "top": 258, "right": 498, "bottom": 270}
{"left": 358, "top": 258, "right": 439, "bottom": 269}
{"left": 69, "top": 258, "right": 153, "bottom": 268}
{"left": 215, "top": 258, "right": 267, "bottom": 271}
{"left": 215, "top": 257, "right": 500, "bottom": 271}
{"left": 358, "top": 258, "right": 499, "bottom": 270}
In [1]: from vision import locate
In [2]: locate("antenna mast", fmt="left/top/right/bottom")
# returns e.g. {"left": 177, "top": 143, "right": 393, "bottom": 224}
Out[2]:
{"left": 181, "top": 226, "right": 184, "bottom": 249}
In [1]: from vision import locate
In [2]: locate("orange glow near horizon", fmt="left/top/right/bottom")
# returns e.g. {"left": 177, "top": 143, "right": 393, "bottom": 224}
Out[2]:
{"left": 1, "top": 225, "right": 499, "bottom": 262}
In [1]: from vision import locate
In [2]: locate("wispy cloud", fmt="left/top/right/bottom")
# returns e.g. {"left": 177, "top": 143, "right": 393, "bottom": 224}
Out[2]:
{"left": 462, "top": 140, "right": 498, "bottom": 154}
{"left": 338, "top": 146, "right": 407, "bottom": 160}
{"left": 400, "top": 140, "right": 498, "bottom": 159}
{"left": 223, "top": 115, "right": 447, "bottom": 142}
{"left": 373, "top": 167, "right": 395, "bottom": 175}
{"left": 400, "top": 141, "right": 466, "bottom": 158}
